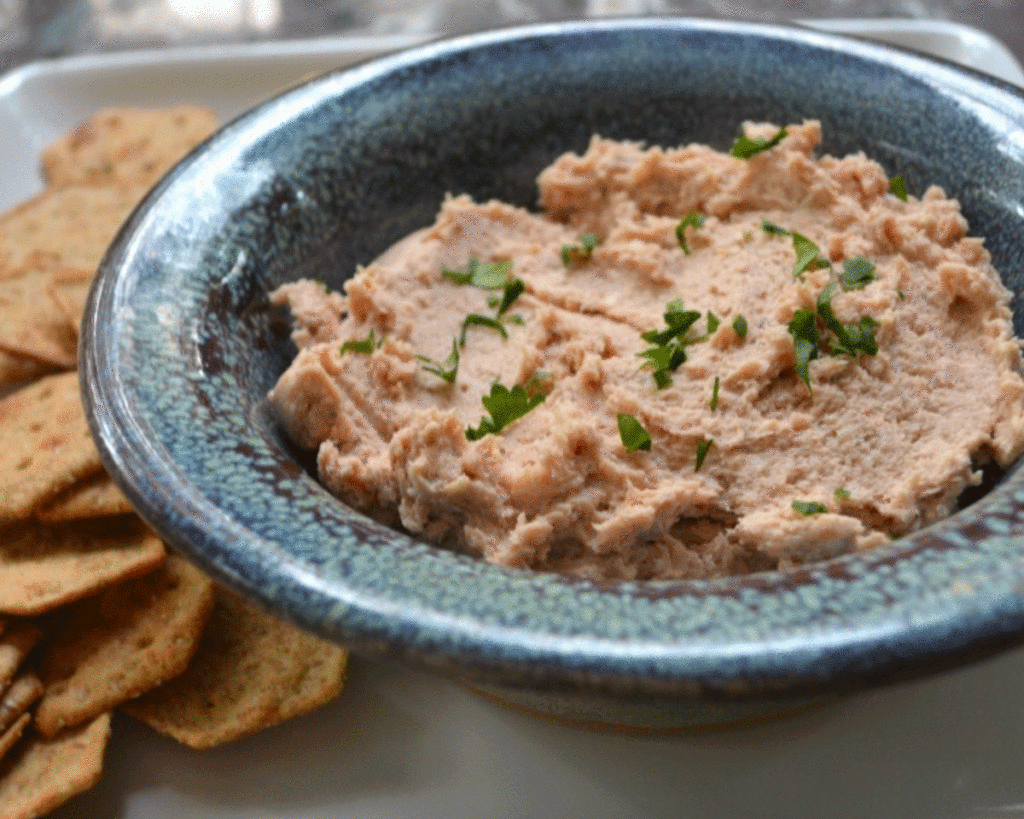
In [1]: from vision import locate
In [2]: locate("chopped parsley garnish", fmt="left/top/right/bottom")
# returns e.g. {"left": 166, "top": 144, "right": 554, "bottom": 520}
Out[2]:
{"left": 340, "top": 329, "right": 383, "bottom": 355}
{"left": 791, "top": 232, "right": 831, "bottom": 280}
{"left": 816, "top": 283, "right": 880, "bottom": 357}
{"left": 730, "top": 126, "right": 787, "bottom": 159}
{"left": 417, "top": 340, "right": 460, "bottom": 384}
{"left": 642, "top": 299, "right": 702, "bottom": 346}
{"left": 695, "top": 438, "right": 714, "bottom": 471}
{"left": 732, "top": 314, "right": 748, "bottom": 338}
{"left": 761, "top": 220, "right": 789, "bottom": 235}
{"left": 496, "top": 278, "right": 525, "bottom": 316}
{"left": 466, "top": 382, "right": 545, "bottom": 440}
{"left": 889, "top": 175, "right": 908, "bottom": 201}
{"left": 897, "top": 289, "right": 906, "bottom": 300}
{"left": 459, "top": 313, "right": 508, "bottom": 345}
{"left": 617, "top": 413, "right": 652, "bottom": 451}
{"left": 676, "top": 212, "right": 706, "bottom": 255}
{"left": 638, "top": 299, "right": 704, "bottom": 388}
{"left": 787, "top": 308, "right": 820, "bottom": 394}
{"left": 834, "top": 488, "right": 851, "bottom": 500}
{"left": 710, "top": 376, "right": 720, "bottom": 411}
{"left": 792, "top": 500, "right": 828, "bottom": 516}
{"left": 706, "top": 311, "right": 721, "bottom": 334}
{"left": 561, "top": 232, "right": 600, "bottom": 266}
{"left": 838, "top": 256, "right": 878, "bottom": 291}
{"left": 442, "top": 257, "right": 514, "bottom": 289}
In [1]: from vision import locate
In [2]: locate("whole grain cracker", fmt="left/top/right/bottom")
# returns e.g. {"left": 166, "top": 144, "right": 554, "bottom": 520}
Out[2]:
{"left": 122, "top": 585, "right": 347, "bottom": 748}
{"left": 0, "top": 714, "right": 30, "bottom": 764}
{"left": 0, "top": 712, "right": 111, "bottom": 819}
{"left": 0, "top": 183, "right": 148, "bottom": 279}
{"left": 0, "top": 674, "right": 43, "bottom": 736}
{"left": 0, "top": 517, "right": 165, "bottom": 616}
{"left": 41, "top": 106, "right": 218, "bottom": 187}
{"left": 34, "top": 555, "right": 215, "bottom": 737}
{"left": 0, "top": 371, "right": 103, "bottom": 523}
{"left": 46, "top": 271, "right": 92, "bottom": 337}
{"left": 0, "top": 625, "right": 43, "bottom": 692}
{"left": 0, "top": 271, "right": 79, "bottom": 369}
{"left": 35, "top": 472, "right": 134, "bottom": 523}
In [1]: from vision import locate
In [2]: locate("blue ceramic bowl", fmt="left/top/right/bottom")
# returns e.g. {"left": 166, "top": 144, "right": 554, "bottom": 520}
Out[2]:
{"left": 82, "top": 18, "right": 1024, "bottom": 728}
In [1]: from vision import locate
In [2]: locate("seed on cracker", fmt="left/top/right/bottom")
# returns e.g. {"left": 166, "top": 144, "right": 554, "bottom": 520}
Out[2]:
{"left": 35, "top": 472, "right": 134, "bottom": 523}
{"left": 0, "top": 371, "right": 103, "bottom": 523}
{"left": 122, "top": 585, "right": 347, "bottom": 748}
{"left": 34, "top": 555, "right": 215, "bottom": 737}
{"left": 0, "top": 183, "right": 148, "bottom": 280}
{"left": 0, "top": 625, "right": 43, "bottom": 692}
{"left": 41, "top": 106, "right": 218, "bottom": 187}
{"left": 0, "top": 711, "right": 111, "bottom": 819}
{"left": 0, "top": 517, "right": 165, "bottom": 616}
{"left": 0, "top": 674, "right": 43, "bottom": 738}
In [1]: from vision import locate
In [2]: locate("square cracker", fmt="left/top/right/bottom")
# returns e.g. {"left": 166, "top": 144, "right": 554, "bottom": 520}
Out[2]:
{"left": 0, "top": 517, "right": 165, "bottom": 616}
{"left": 35, "top": 472, "right": 135, "bottom": 524}
{"left": 41, "top": 106, "right": 218, "bottom": 187}
{"left": 34, "top": 555, "right": 215, "bottom": 737}
{"left": 121, "top": 585, "right": 347, "bottom": 748}
{"left": 0, "top": 371, "right": 103, "bottom": 523}
{"left": 0, "top": 269, "right": 83, "bottom": 369}
{"left": 0, "top": 712, "right": 111, "bottom": 819}
{"left": 0, "top": 183, "right": 149, "bottom": 280}
{"left": 0, "top": 351, "right": 52, "bottom": 390}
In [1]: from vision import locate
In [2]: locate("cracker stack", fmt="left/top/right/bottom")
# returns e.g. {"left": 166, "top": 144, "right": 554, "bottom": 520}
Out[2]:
{"left": 0, "top": 108, "right": 348, "bottom": 818}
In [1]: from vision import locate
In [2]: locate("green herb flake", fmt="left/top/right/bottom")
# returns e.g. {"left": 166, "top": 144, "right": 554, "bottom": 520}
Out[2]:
{"left": 417, "top": 339, "right": 460, "bottom": 384}
{"left": 695, "top": 438, "right": 714, "bottom": 471}
{"left": 496, "top": 278, "right": 526, "bottom": 316}
{"left": 710, "top": 376, "right": 720, "bottom": 411}
{"left": 442, "top": 257, "right": 513, "bottom": 289}
{"left": 466, "top": 382, "right": 546, "bottom": 440}
{"left": 791, "top": 232, "right": 830, "bottom": 280}
{"left": 761, "top": 220, "right": 789, "bottom": 236}
{"left": 617, "top": 413, "right": 652, "bottom": 452}
{"left": 459, "top": 313, "right": 509, "bottom": 346}
{"left": 706, "top": 311, "right": 721, "bottom": 335}
{"left": 834, "top": 488, "right": 851, "bottom": 500}
{"left": 816, "top": 284, "right": 879, "bottom": 357}
{"left": 889, "top": 175, "right": 908, "bottom": 202}
{"left": 340, "top": 329, "right": 382, "bottom": 355}
{"left": 787, "top": 309, "right": 820, "bottom": 394}
{"left": 561, "top": 232, "right": 600, "bottom": 266}
{"left": 675, "top": 212, "right": 707, "bottom": 255}
{"left": 839, "top": 256, "right": 878, "bottom": 291}
{"left": 732, "top": 314, "right": 748, "bottom": 339}
{"left": 730, "top": 126, "right": 787, "bottom": 159}
{"left": 792, "top": 500, "right": 828, "bottom": 516}
{"left": 897, "top": 289, "right": 906, "bottom": 300}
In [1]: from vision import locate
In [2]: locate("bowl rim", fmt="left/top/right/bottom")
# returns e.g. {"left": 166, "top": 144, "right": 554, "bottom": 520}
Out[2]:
{"left": 82, "top": 16, "right": 1024, "bottom": 700}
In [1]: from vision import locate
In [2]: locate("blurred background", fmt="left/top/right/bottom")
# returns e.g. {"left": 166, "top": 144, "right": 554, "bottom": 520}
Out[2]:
{"left": 0, "top": 0, "right": 1020, "bottom": 71}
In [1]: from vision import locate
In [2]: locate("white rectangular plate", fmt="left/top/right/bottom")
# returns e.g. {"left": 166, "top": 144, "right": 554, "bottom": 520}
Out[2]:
{"left": 0, "top": 20, "right": 1021, "bottom": 819}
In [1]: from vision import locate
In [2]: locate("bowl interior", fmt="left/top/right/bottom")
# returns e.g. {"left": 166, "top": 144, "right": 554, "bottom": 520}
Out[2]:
{"left": 84, "top": 18, "right": 1024, "bottom": 697}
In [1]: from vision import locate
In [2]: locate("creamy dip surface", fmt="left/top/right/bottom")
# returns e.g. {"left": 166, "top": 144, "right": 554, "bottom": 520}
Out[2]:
{"left": 268, "top": 121, "right": 1024, "bottom": 581}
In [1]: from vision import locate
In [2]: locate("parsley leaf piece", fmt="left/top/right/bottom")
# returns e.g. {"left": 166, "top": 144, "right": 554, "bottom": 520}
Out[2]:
{"left": 897, "top": 289, "right": 906, "bottom": 300}
{"left": 834, "top": 488, "right": 851, "bottom": 500}
{"left": 417, "top": 340, "right": 460, "bottom": 384}
{"left": 792, "top": 500, "right": 828, "bottom": 516}
{"left": 791, "top": 232, "right": 830, "bottom": 280}
{"left": 710, "top": 376, "right": 720, "bottom": 411}
{"left": 340, "top": 329, "right": 382, "bottom": 355}
{"left": 442, "top": 257, "right": 513, "bottom": 289}
{"left": 675, "top": 212, "right": 706, "bottom": 255}
{"left": 761, "top": 220, "right": 789, "bottom": 236}
{"left": 839, "top": 256, "right": 878, "bottom": 291}
{"left": 638, "top": 343, "right": 688, "bottom": 374}
{"left": 816, "top": 284, "right": 879, "bottom": 357}
{"left": 642, "top": 302, "right": 703, "bottom": 345}
{"left": 732, "top": 314, "right": 748, "bottom": 338}
{"left": 459, "top": 314, "right": 508, "bottom": 346}
{"left": 695, "top": 438, "right": 714, "bottom": 471}
{"left": 466, "top": 382, "right": 546, "bottom": 440}
{"left": 561, "top": 232, "right": 600, "bottom": 266}
{"left": 497, "top": 278, "right": 526, "bottom": 316}
{"left": 889, "top": 175, "right": 908, "bottom": 201}
{"left": 617, "top": 413, "right": 652, "bottom": 452}
{"left": 706, "top": 311, "right": 721, "bottom": 335}
{"left": 787, "top": 309, "right": 820, "bottom": 394}
{"left": 731, "top": 126, "right": 787, "bottom": 159}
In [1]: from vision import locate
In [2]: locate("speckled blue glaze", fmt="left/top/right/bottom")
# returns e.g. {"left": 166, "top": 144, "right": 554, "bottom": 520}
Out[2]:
{"left": 82, "top": 19, "right": 1024, "bottom": 727}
